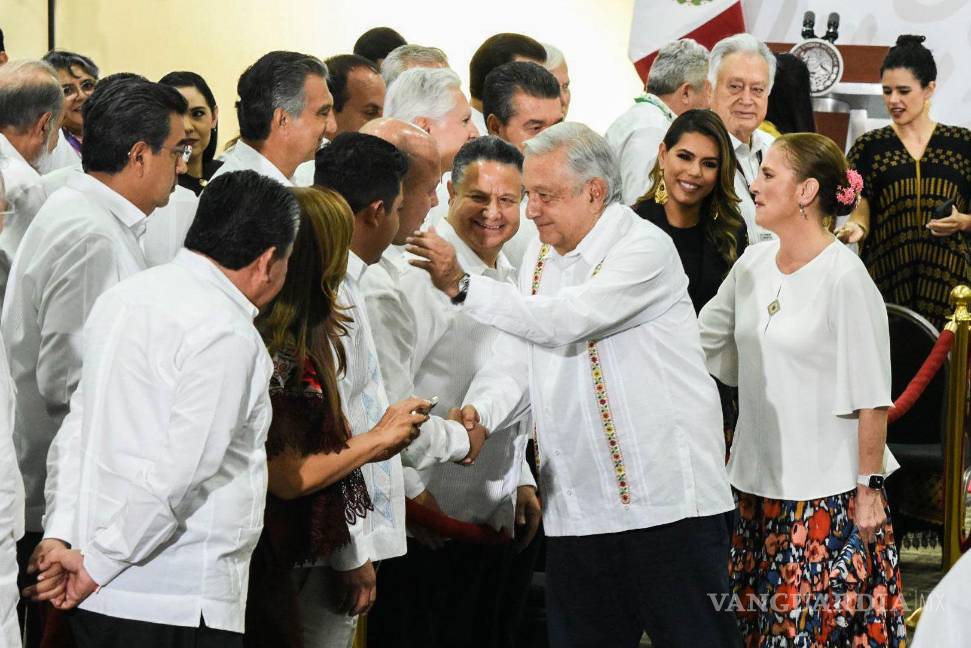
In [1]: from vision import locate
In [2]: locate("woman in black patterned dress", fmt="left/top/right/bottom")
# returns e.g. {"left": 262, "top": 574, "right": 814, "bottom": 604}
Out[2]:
{"left": 840, "top": 35, "right": 971, "bottom": 328}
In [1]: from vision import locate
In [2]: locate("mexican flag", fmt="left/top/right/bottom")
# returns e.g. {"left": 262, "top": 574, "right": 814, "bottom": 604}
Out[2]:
{"left": 629, "top": 0, "right": 746, "bottom": 82}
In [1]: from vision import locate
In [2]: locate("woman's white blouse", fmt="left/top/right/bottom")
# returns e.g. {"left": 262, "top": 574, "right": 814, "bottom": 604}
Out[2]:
{"left": 699, "top": 239, "right": 898, "bottom": 501}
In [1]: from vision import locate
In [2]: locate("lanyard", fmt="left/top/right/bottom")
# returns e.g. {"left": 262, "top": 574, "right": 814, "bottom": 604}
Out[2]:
{"left": 736, "top": 150, "right": 763, "bottom": 200}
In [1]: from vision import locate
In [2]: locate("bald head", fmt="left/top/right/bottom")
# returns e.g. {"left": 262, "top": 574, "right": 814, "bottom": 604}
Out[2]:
{"left": 362, "top": 118, "right": 441, "bottom": 242}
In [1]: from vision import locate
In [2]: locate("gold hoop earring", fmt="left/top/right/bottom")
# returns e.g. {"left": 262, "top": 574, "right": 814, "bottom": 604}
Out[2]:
{"left": 654, "top": 177, "right": 668, "bottom": 205}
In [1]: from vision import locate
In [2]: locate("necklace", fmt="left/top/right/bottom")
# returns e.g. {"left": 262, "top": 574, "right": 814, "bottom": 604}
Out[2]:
{"left": 764, "top": 284, "right": 782, "bottom": 333}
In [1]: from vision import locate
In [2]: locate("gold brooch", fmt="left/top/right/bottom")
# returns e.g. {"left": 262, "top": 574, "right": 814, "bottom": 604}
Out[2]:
{"left": 767, "top": 299, "right": 781, "bottom": 316}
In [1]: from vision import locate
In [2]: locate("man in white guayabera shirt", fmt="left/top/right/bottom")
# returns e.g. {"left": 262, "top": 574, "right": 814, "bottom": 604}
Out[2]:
{"left": 407, "top": 122, "right": 742, "bottom": 648}
{"left": 33, "top": 170, "right": 299, "bottom": 647}
{"left": 709, "top": 33, "right": 777, "bottom": 244}
{"left": 369, "top": 135, "right": 541, "bottom": 648}
{"left": 6, "top": 76, "right": 189, "bottom": 645}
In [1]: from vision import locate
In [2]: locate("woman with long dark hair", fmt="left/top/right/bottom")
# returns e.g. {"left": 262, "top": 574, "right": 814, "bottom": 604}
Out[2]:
{"left": 159, "top": 71, "right": 223, "bottom": 195}
{"left": 633, "top": 108, "right": 747, "bottom": 312}
{"left": 245, "top": 186, "right": 429, "bottom": 648}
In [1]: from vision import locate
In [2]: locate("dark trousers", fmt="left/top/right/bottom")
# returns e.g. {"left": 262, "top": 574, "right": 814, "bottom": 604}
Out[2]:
{"left": 17, "top": 531, "right": 44, "bottom": 648}
{"left": 368, "top": 533, "right": 541, "bottom": 648}
{"left": 70, "top": 609, "right": 242, "bottom": 648}
{"left": 545, "top": 512, "right": 742, "bottom": 648}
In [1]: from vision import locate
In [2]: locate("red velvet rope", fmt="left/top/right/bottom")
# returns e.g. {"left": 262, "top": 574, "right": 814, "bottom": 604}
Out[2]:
{"left": 405, "top": 499, "right": 512, "bottom": 545}
{"left": 888, "top": 328, "right": 955, "bottom": 424}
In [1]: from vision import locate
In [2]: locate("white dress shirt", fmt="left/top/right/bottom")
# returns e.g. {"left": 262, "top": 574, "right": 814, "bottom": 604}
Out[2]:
{"left": 210, "top": 141, "right": 295, "bottom": 187}
{"left": 731, "top": 129, "right": 776, "bottom": 244}
{"left": 2, "top": 172, "right": 148, "bottom": 532}
{"left": 462, "top": 203, "right": 735, "bottom": 536}
{"left": 604, "top": 94, "right": 676, "bottom": 205}
{"left": 400, "top": 219, "right": 534, "bottom": 531}
{"left": 423, "top": 171, "right": 452, "bottom": 230}
{"left": 0, "top": 134, "right": 46, "bottom": 308}
{"left": 360, "top": 244, "right": 470, "bottom": 498}
{"left": 470, "top": 107, "right": 487, "bottom": 141}
{"left": 0, "top": 328, "right": 23, "bottom": 648}
{"left": 698, "top": 240, "right": 899, "bottom": 500}
{"left": 38, "top": 130, "right": 82, "bottom": 175}
{"left": 329, "top": 252, "right": 406, "bottom": 570}
{"left": 36, "top": 167, "right": 198, "bottom": 267}
{"left": 43, "top": 249, "right": 272, "bottom": 632}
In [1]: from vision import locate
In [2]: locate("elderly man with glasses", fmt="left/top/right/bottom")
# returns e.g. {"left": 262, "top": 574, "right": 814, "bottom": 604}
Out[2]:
{"left": 8, "top": 78, "right": 189, "bottom": 643}
{"left": 709, "top": 33, "right": 778, "bottom": 243}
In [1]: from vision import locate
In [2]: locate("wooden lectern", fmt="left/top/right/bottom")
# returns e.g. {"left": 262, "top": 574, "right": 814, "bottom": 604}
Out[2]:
{"left": 767, "top": 43, "right": 890, "bottom": 149}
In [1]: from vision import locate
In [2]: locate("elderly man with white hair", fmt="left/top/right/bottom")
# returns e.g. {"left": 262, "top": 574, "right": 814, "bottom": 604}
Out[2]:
{"left": 605, "top": 38, "right": 710, "bottom": 205}
{"left": 384, "top": 66, "right": 478, "bottom": 227}
{"left": 380, "top": 44, "right": 449, "bottom": 87}
{"left": 543, "top": 43, "right": 571, "bottom": 116}
{"left": 709, "top": 32, "right": 777, "bottom": 243}
{"left": 407, "top": 122, "right": 740, "bottom": 648}
{"left": 0, "top": 60, "right": 63, "bottom": 304}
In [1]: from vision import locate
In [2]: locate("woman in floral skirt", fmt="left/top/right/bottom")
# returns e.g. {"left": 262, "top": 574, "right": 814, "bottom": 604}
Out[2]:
{"left": 699, "top": 133, "right": 907, "bottom": 647}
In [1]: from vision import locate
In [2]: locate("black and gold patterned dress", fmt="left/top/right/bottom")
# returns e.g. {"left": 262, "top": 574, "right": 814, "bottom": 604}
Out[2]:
{"left": 848, "top": 124, "right": 971, "bottom": 328}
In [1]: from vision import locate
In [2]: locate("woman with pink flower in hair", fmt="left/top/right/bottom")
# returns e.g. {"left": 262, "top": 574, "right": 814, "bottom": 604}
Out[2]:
{"left": 699, "top": 133, "right": 907, "bottom": 647}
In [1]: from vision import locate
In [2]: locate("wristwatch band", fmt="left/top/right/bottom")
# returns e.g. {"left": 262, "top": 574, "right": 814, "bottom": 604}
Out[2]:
{"left": 857, "top": 474, "right": 885, "bottom": 489}
{"left": 451, "top": 273, "right": 471, "bottom": 305}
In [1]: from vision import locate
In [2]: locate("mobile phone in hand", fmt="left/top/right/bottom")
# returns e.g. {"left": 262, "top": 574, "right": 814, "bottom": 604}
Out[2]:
{"left": 933, "top": 198, "right": 955, "bottom": 220}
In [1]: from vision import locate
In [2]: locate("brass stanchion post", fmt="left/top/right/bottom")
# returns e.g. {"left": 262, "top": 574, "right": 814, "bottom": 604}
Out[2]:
{"left": 942, "top": 284, "right": 971, "bottom": 568}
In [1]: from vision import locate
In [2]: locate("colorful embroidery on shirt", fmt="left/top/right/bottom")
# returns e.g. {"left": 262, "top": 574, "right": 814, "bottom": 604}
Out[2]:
{"left": 530, "top": 244, "right": 631, "bottom": 506}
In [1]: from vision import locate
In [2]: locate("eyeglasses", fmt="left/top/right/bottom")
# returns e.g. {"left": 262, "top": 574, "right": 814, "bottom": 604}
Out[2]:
{"left": 62, "top": 79, "right": 97, "bottom": 99}
{"left": 164, "top": 144, "right": 193, "bottom": 164}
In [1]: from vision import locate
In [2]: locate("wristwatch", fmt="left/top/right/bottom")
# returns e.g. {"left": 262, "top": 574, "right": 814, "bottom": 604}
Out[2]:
{"left": 451, "top": 273, "right": 471, "bottom": 305}
{"left": 857, "top": 473, "right": 885, "bottom": 490}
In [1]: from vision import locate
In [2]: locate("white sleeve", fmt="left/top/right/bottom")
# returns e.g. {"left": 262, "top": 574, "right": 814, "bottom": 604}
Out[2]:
{"left": 42, "top": 383, "right": 83, "bottom": 545}
{"left": 462, "top": 232, "right": 684, "bottom": 348}
{"left": 82, "top": 328, "right": 263, "bottom": 587}
{"left": 618, "top": 125, "right": 665, "bottom": 205}
{"left": 464, "top": 332, "right": 531, "bottom": 434}
{"left": 698, "top": 262, "right": 740, "bottom": 387}
{"left": 0, "top": 350, "right": 22, "bottom": 648}
{"left": 831, "top": 264, "right": 893, "bottom": 416}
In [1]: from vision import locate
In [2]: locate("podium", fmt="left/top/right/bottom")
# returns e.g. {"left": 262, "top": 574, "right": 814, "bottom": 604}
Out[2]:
{"left": 767, "top": 43, "right": 891, "bottom": 151}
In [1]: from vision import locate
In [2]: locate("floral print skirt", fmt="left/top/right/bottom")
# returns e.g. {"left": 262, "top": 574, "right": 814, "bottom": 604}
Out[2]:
{"left": 731, "top": 489, "right": 908, "bottom": 647}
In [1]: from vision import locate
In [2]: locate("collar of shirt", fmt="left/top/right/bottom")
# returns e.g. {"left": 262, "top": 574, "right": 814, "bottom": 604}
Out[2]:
{"left": 231, "top": 141, "right": 295, "bottom": 187}
{"left": 437, "top": 217, "right": 514, "bottom": 280}
{"left": 65, "top": 172, "right": 149, "bottom": 239}
{"left": 0, "top": 133, "right": 35, "bottom": 170}
{"left": 346, "top": 250, "right": 368, "bottom": 285}
{"left": 551, "top": 202, "right": 623, "bottom": 268}
{"left": 633, "top": 93, "right": 676, "bottom": 122}
{"left": 730, "top": 129, "right": 773, "bottom": 161}
{"left": 171, "top": 249, "right": 259, "bottom": 319}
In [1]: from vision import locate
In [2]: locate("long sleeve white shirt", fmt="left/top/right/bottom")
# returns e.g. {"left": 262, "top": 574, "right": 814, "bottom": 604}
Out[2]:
{"left": 328, "top": 252, "right": 406, "bottom": 570}
{"left": 0, "top": 134, "right": 46, "bottom": 310}
{"left": 360, "top": 245, "right": 470, "bottom": 498}
{"left": 698, "top": 240, "right": 898, "bottom": 500}
{"left": 463, "top": 203, "right": 735, "bottom": 537}
{"left": 43, "top": 249, "right": 273, "bottom": 632}
{"left": 1, "top": 172, "right": 148, "bottom": 532}
{"left": 604, "top": 94, "right": 676, "bottom": 205}
{"left": 0, "top": 328, "right": 23, "bottom": 648}
{"left": 400, "top": 219, "right": 534, "bottom": 532}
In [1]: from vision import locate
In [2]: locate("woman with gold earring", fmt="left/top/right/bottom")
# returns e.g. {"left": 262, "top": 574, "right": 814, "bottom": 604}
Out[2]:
{"left": 633, "top": 109, "right": 746, "bottom": 313}
{"left": 839, "top": 34, "right": 971, "bottom": 329}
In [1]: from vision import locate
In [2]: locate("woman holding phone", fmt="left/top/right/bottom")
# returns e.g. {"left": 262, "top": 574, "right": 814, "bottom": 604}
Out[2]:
{"left": 838, "top": 35, "right": 971, "bottom": 328}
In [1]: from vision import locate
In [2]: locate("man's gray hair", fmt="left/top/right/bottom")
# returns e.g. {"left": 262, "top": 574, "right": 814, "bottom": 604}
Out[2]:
{"left": 543, "top": 43, "right": 565, "bottom": 71}
{"left": 646, "top": 39, "right": 709, "bottom": 95}
{"left": 0, "top": 59, "right": 64, "bottom": 134}
{"left": 524, "top": 122, "right": 622, "bottom": 204}
{"left": 381, "top": 44, "right": 450, "bottom": 87}
{"left": 708, "top": 33, "right": 777, "bottom": 92}
{"left": 384, "top": 67, "right": 463, "bottom": 124}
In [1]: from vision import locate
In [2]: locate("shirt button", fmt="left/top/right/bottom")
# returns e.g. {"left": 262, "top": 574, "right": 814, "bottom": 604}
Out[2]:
{"left": 566, "top": 489, "right": 574, "bottom": 496}
{"left": 553, "top": 450, "right": 561, "bottom": 456}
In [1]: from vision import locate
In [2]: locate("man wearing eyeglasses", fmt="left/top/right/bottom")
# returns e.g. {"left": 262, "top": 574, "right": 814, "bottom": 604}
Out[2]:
{"left": 4, "top": 77, "right": 189, "bottom": 646}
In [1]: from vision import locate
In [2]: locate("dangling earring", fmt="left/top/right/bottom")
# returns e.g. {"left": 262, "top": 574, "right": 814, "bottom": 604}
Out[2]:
{"left": 712, "top": 208, "right": 719, "bottom": 221}
{"left": 799, "top": 204, "right": 807, "bottom": 219}
{"left": 654, "top": 177, "right": 668, "bottom": 205}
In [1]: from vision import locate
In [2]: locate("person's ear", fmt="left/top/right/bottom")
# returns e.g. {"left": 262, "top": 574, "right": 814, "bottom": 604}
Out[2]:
{"left": 273, "top": 106, "right": 288, "bottom": 133}
{"left": 799, "top": 177, "right": 820, "bottom": 206}
{"left": 211, "top": 105, "right": 220, "bottom": 128}
{"left": 255, "top": 246, "right": 277, "bottom": 282}
{"left": 486, "top": 114, "right": 501, "bottom": 137}
{"left": 127, "top": 140, "right": 151, "bottom": 175}
{"left": 587, "top": 178, "right": 608, "bottom": 209}
{"left": 360, "top": 201, "right": 384, "bottom": 228}
{"left": 413, "top": 116, "right": 432, "bottom": 134}
{"left": 446, "top": 179, "right": 457, "bottom": 203}
{"left": 657, "top": 141, "right": 668, "bottom": 170}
